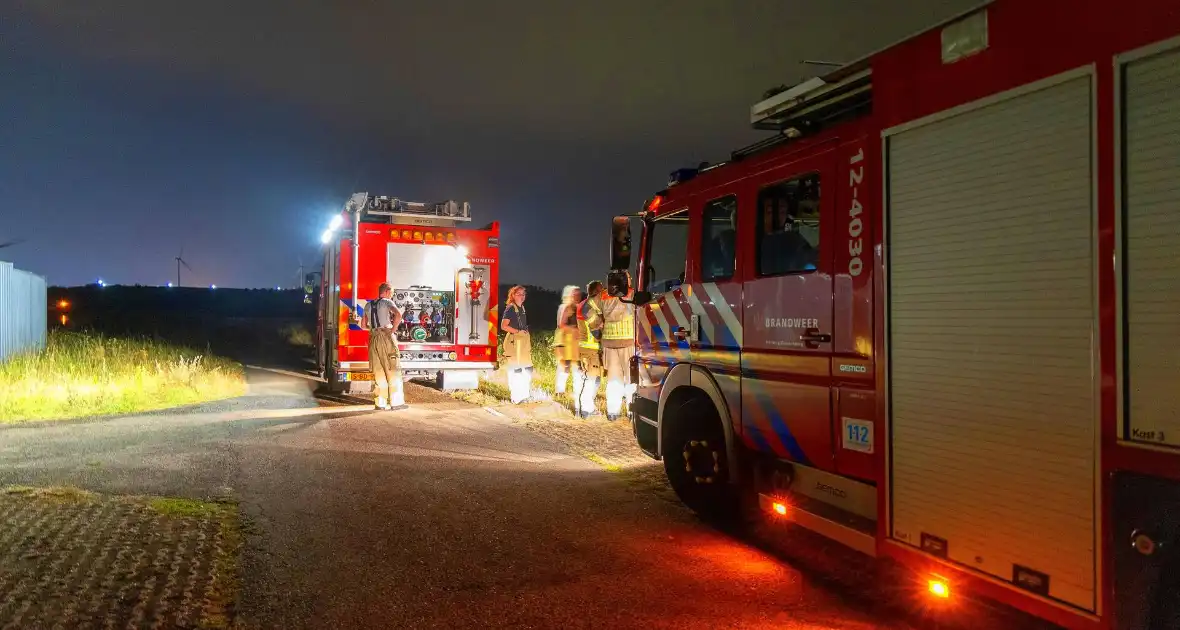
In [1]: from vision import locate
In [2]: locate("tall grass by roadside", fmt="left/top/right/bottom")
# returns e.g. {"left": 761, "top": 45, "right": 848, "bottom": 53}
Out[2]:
{"left": 0, "top": 330, "right": 247, "bottom": 423}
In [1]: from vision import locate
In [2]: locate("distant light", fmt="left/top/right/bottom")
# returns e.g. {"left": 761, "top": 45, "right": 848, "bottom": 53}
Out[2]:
{"left": 321, "top": 230, "right": 332, "bottom": 244}
{"left": 97, "top": 278, "right": 106, "bottom": 287}
{"left": 276, "top": 286, "right": 281, "bottom": 290}
{"left": 57, "top": 299, "right": 70, "bottom": 310}
{"left": 329, "top": 214, "right": 344, "bottom": 230}
{"left": 167, "top": 282, "right": 174, "bottom": 288}
{"left": 60, "top": 314, "right": 68, "bottom": 326}
{"left": 210, "top": 284, "right": 217, "bottom": 290}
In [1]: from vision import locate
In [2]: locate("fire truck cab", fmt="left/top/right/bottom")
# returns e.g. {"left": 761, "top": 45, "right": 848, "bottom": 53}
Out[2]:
{"left": 318, "top": 192, "right": 500, "bottom": 394}
{"left": 608, "top": 1, "right": 1180, "bottom": 628}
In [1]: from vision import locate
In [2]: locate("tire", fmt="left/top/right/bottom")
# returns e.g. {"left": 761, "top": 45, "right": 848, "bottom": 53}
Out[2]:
{"left": 663, "top": 398, "right": 741, "bottom": 523}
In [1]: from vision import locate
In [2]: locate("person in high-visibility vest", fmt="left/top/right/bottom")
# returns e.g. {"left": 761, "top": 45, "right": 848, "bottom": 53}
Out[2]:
{"left": 572, "top": 280, "right": 604, "bottom": 418}
{"left": 586, "top": 276, "right": 635, "bottom": 421}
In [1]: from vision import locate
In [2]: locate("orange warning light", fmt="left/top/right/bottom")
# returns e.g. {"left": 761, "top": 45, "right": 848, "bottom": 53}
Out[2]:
{"left": 772, "top": 502, "right": 788, "bottom": 516}
{"left": 928, "top": 577, "right": 950, "bottom": 599}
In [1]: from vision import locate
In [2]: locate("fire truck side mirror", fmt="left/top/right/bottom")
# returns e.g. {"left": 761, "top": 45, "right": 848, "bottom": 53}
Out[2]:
{"left": 606, "top": 270, "right": 629, "bottom": 298}
{"left": 609, "top": 215, "right": 632, "bottom": 272}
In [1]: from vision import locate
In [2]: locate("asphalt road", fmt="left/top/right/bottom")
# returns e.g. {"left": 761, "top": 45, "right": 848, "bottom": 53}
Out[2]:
{"left": 0, "top": 367, "right": 931, "bottom": 629}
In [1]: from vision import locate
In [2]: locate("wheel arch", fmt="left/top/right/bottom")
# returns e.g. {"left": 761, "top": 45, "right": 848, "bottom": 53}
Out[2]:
{"left": 657, "top": 363, "right": 742, "bottom": 484}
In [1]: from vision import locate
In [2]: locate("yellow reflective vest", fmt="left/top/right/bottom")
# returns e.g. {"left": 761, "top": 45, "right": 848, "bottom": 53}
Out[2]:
{"left": 577, "top": 300, "right": 600, "bottom": 351}
{"left": 592, "top": 294, "right": 634, "bottom": 342}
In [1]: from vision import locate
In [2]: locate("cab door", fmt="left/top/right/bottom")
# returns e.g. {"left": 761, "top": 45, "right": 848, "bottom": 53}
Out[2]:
{"left": 686, "top": 192, "right": 744, "bottom": 441}
{"left": 636, "top": 206, "right": 692, "bottom": 380}
{"left": 740, "top": 151, "right": 837, "bottom": 471}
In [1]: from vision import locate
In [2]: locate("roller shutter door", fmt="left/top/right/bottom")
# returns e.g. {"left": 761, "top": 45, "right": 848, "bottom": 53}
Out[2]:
{"left": 887, "top": 74, "right": 1096, "bottom": 610}
{"left": 1124, "top": 46, "right": 1180, "bottom": 450}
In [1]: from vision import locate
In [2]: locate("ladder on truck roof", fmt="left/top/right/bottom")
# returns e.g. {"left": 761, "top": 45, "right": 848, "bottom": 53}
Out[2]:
{"left": 344, "top": 192, "right": 472, "bottom": 225}
{"left": 748, "top": 63, "right": 873, "bottom": 134}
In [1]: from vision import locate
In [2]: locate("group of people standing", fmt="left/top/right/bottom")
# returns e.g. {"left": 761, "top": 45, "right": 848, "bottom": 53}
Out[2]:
{"left": 500, "top": 280, "right": 636, "bottom": 420}
{"left": 358, "top": 280, "right": 636, "bottom": 418}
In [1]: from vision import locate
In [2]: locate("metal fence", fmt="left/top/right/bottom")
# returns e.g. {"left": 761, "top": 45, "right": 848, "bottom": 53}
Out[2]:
{"left": 0, "top": 261, "right": 47, "bottom": 362}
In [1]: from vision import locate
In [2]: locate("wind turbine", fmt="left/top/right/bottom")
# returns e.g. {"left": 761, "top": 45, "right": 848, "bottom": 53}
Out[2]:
{"left": 175, "top": 248, "right": 194, "bottom": 287}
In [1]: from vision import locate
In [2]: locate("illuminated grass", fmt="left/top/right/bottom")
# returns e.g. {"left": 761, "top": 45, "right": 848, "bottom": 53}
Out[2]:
{"left": 0, "top": 330, "right": 247, "bottom": 423}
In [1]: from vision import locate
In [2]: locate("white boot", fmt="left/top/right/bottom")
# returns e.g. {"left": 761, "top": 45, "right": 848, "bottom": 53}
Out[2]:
{"left": 389, "top": 389, "right": 405, "bottom": 408}
{"left": 605, "top": 380, "right": 624, "bottom": 420}
{"left": 577, "top": 377, "right": 599, "bottom": 418}
{"left": 375, "top": 396, "right": 389, "bottom": 410}
{"left": 555, "top": 366, "right": 569, "bottom": 395}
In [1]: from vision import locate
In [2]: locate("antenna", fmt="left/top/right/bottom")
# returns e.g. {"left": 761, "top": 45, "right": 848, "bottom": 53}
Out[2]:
{"left": 175, "top": 247, "right": 194, "bottom": 287}
{"left": 802, "top": 60, "right": 844, "bottom": 68}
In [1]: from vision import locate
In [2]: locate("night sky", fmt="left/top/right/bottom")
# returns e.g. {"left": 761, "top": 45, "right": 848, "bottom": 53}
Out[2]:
{"left": 2, "top": 1, "right": 974, "bottom": 289}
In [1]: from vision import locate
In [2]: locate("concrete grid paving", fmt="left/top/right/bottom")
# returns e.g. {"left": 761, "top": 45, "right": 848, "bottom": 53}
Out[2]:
{"left": 0, "top": 487, "right": 238, "bottom": 630}
{"left": 490, "top": 400, "right": 676, "bottom": 501}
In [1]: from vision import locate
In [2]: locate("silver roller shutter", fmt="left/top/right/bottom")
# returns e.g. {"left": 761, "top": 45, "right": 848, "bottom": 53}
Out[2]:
{"left": 1124, "top": 46, "right": 1180, "bottom": 450}
{"left": 887, "top": 74, "right": 1096, "bottom": 610}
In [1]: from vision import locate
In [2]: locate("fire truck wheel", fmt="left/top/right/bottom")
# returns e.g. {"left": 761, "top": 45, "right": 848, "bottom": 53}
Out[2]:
{"left": 663, "top": 398, "right": 740, "bottom": 523}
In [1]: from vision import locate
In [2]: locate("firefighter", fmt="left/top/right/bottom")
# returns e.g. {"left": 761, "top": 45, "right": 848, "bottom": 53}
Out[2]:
{"left": 361, "top": 282, "right": 405, "bottom": 410}
{"left": 586, "top": 276, "right": 635, "bottom": 421}
{"left": 553, "top": 285, "right": 582, "bottom": 395}
{"left": 572, "top": 281, "right": 604, "bottom": 418}
{"left": 500, "top": 285, "right": 533, "bottom": 404}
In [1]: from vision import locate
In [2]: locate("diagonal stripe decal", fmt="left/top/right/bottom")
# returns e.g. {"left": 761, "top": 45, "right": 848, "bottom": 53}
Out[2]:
{"left": 749, "top": 383, "right": 811, "bottom": 465}
{"left": 664, "top": 289, "right": 690, "bottom": 332}
{"left": 703, "top": 282, "right": 742, "bottom": 346}
{"left": 683, "top": 284, "right": 716, "bottom": 345}
{"left": 649, "top": 304, "right": 681, "bottom": 360}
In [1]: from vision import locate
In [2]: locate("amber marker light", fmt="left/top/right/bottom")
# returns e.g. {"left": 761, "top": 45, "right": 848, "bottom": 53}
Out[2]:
{"left": 928, "top": 576, "right": 950, "bottom": 600}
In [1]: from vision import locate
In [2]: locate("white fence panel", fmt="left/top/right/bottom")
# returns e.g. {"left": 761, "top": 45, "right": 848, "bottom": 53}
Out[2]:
{"left": 0, "top": 261, "right": 47, "bottom": 362}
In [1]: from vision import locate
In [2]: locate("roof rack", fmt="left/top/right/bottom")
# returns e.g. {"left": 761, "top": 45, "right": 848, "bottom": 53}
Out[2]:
{"left": 345, "top": 192, "right": 472, "bottom": 225}
{"left": 750, "top": 65, "right": 872, "bottom": 132}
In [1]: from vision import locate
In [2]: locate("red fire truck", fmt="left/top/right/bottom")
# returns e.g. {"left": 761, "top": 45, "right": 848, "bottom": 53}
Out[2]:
{"left": 318, "top": 192, "right": 499, "bottom": 393}
{"left": 606, "top": 2, "right": 1180, "bottom": 628}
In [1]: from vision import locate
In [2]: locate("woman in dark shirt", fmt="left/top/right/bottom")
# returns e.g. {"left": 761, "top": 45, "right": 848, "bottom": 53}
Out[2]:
{"left": 501, "top": 285, "right": 532, "bottom": 403}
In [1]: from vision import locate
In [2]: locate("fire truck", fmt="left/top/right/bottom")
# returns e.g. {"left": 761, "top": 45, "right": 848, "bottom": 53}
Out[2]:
{"left": 318, "top": 192, "right": 499, "bottom": 393}
{"left": 606, "top": 1, "right": 1180, "bottom": 628}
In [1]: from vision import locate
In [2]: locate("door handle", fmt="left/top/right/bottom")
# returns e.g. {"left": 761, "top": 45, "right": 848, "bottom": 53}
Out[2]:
{"left": 672, "top": 327, "right": 688, "bottom": 341}
{"left": 799, "top": 330, "right": 832, "bottom": 345}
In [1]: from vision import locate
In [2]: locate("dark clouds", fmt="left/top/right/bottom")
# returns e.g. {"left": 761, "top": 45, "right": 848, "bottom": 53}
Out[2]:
{"left": 2, "top": 0, "right": 976, "bottom": 288}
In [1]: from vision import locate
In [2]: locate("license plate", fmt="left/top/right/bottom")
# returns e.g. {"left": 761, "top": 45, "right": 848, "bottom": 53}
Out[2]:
{"left": 346, "top": 372, "right": 374, "bottom": 381}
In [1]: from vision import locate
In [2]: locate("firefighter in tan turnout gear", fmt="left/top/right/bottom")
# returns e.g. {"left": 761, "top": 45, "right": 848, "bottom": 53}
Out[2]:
{"left": 572, "top": 281, "right": 605, "bottom": 418}
{"left": 360, "top": 282, "right": 405, "bottom": 410}
{"left": 585, "top": 277, "right": 635, "bottom": 421}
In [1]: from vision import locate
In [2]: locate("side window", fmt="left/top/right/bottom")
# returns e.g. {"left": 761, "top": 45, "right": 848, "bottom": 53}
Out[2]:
{"left": 700, "top": 195, "right": 737, "bottom": 282}
{"left": 756, "top": 173, "right": 821, "bottom": 276}
{"left": 644, "top": 209, "right": 690, "bottom": 295}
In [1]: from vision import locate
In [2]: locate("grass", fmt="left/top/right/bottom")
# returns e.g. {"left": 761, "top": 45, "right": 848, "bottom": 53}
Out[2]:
{"left": 279, "top": 322, "right": 315, "bottom": 348}
{"left": 2, "top": 484, "right": 97, "bottom": 504}
{"left": 0, "top": 330, "right": 247, "bottom": 423}
{"left": 148, "top": 496, "right": 233, "bottom": 519}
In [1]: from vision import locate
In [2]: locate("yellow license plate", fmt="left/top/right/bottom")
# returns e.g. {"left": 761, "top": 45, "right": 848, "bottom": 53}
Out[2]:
{"left": 347, "top": 372, "right": 374, "bottom": 381}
